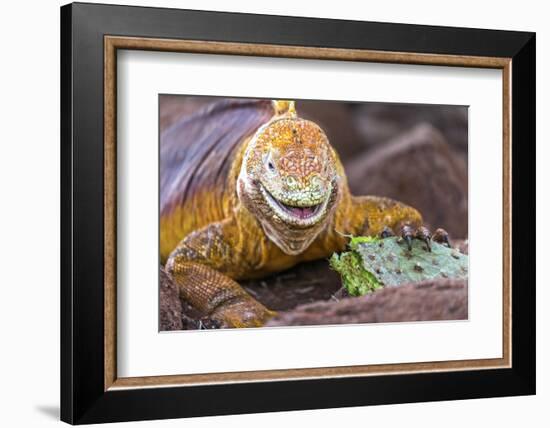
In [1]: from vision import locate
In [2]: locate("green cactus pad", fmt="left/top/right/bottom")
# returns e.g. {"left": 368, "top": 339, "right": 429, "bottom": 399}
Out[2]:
{"left": 330, "top": 236, "right": 468, "bottom": 296}
{"left": 329, "top": 251, "right": 382, "bottom": 296}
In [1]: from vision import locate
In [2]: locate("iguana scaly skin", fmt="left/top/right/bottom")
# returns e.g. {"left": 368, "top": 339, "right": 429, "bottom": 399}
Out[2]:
{"left": 162, "top": 99, "right": 423, "bottom": 328}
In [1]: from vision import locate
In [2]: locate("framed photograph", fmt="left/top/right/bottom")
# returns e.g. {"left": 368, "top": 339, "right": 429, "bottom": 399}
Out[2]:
{"left": 60, "top": 2, "right": 535, "bottom": 424}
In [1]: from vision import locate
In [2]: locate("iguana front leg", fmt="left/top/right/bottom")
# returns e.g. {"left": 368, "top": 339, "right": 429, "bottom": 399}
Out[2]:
{"left": 350, "top": 196, "right": 450, "bottom": 249}
{"left": 165, "top": 220, "right": 275, "bottom": 328}
{"left": 351, "top": 195, "right": 422, "bottom": 235}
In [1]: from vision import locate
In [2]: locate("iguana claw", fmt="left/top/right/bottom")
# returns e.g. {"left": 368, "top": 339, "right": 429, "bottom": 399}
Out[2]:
{"left": 415, "top": 226, "right": 432, "bottom": 252}
{"left": 379, "top": 226, "right": 395, "bottom": 239}
{"left": 400, "top": 224, "right": 415, "bottom": 251}
{"left": 380, "top": 224, "right": 450, "bottom": 252}
{"left": 432, "top": 228, "right": 451, "bottom": 247}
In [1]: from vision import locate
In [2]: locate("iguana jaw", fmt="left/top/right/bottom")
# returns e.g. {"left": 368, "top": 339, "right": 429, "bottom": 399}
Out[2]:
{"left": 236, "top": 107, "right": 341, "bottom": 255}
{"left": 259, "top": 183, "right": 332, "bottom": 227}
{"left": 238, "top": 173, "right": 339, "bottom": 255}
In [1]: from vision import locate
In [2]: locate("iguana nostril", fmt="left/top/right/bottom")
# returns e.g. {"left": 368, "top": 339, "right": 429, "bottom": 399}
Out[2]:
{"left": 286, "top": 175, "right": 299, "bottom": 189}
{"left": 310, "top": 175, "right": 323, "bottom": 190}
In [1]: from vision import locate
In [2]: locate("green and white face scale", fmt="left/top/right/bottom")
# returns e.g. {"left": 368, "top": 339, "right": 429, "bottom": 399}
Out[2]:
{"left": 237, "top": 103, "right": 341, "bottom": 255}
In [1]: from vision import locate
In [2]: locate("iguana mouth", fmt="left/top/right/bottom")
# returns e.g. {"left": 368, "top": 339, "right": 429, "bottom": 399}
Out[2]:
{"left": 260, "top": 184, "right": 330, "bottom": 225}
{"left": 275, "top": 198, "right": 322, "bottom": 219}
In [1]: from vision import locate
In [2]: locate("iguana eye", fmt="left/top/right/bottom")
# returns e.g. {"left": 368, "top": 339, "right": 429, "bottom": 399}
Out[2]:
{"left": 265, "top": 153, "right": 276, "bottom": 171}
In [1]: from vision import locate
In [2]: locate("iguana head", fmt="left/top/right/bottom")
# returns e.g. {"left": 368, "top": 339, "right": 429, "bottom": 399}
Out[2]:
{"left": 237, "top": 100, "right": 342, "bottom": 255}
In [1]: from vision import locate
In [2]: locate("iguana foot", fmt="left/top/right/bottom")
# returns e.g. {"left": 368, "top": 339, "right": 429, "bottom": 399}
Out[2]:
{"left": 379, "top": 226, "right": 395, "bottom": 238}
{"left": 414, "top": 226, "right": 432, "bottom": 251}
{"left": 210, "top": 298, "right": 277, "bottom": 329}
{"left": 432, "top": 228, "right": 451, "bottom": 247}
{"left": 379, "top": 224, "right": 450, "bottom": 252}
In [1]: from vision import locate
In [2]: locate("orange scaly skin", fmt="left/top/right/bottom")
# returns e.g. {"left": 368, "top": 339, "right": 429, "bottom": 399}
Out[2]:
{"left": 164, "top": 100, "right": 422, "bottom": 328}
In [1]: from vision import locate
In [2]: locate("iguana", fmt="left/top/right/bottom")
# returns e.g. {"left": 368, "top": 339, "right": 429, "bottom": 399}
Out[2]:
{"left": 162, "top": 99, "right": 449, "bottom": 328}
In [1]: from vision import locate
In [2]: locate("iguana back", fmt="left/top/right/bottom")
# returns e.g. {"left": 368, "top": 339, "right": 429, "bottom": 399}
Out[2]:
{"left": 160, "top": 98, "right": 274, "bottom": 261}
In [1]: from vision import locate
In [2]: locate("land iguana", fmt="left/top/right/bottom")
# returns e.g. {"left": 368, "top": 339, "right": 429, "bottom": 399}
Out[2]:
{"left": 162, "top": 99, "right": 449, "bottom": 328}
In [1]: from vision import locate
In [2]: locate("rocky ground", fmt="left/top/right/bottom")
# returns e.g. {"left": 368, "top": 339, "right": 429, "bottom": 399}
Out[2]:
{"left": 266, "top": 278, "right": 468, "bottom": 327}
{"left": 160, "top": 240, "right": 468, "bottom": 330}
{"left": 159, "top": 98, "right": 469, "bottom": 330}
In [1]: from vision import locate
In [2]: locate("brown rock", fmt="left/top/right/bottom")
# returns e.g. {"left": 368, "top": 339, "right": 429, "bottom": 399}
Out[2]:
{"left": 266, "top": 278, "right": 468, "bottom": 327}
{"left": 352, "top": 103, "right": 468, "bottom": 156}
{"left": 160, "top": 266, "right": 211, "bottom": 331}
{"left": 159, "top": 266, "right": 183, "bottom": 331}
{"left": 346, "top": 124, "right": 468, "bottom": 238}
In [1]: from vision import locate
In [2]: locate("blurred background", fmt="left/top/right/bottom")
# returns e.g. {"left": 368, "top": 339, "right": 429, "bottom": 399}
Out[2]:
{"left": 160, "top": 95, "right": 468, "bottom": 237}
